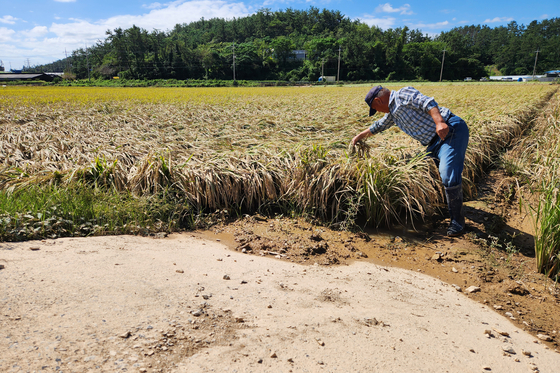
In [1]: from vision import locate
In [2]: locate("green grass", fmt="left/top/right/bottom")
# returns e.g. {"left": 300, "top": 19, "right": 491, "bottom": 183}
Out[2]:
{"left": 0, "top": 184, "right": 193, "bottom": 241}
{"left": 533, "top": 179, "right": 560, "bottom": 279}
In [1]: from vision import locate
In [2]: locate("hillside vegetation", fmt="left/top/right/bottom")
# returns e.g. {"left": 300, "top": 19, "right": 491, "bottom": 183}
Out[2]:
{"left": 27, "top": 8, "right": 560, "bottom": 82}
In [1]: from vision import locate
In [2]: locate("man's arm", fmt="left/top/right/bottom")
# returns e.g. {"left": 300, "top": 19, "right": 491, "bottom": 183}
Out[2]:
{"left": 429, "top": 107, "right": 449, "bottom": 141}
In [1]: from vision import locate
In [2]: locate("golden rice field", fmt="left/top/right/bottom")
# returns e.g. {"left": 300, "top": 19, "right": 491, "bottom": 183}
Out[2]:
{"left": 0, "top": 83, "right": 558, "bottom": 226}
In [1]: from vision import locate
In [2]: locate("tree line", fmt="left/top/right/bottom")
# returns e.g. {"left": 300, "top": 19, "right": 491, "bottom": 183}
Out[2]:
{"left": 27, "top": 8, "right": 560, "bottom": 82}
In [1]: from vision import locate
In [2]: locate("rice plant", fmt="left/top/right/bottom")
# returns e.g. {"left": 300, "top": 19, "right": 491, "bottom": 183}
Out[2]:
{"left": 0, "top": 83, "right": 557, "bottom": 236}
{"left": 533, "top": 179, "right": 560, "bottom": 279}
{"left": 502, "top": 89, "right": 560, "bottom": 278}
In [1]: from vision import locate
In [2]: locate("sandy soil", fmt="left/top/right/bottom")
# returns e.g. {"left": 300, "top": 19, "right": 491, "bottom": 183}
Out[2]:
{"left": 1, "top": 170, "right": 559, "bottom": 373}
{"left": 0, "top": 236, "right": 558, "bottom": 372}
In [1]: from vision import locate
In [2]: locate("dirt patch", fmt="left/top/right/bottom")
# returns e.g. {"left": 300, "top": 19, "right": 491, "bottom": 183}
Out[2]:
{"left": 3, "top": 233, "right": 559, "bottom": 373}
{"left": 1, "top": 170, "right": 559, "bottom": 372}
{"left": 195, "top": 169, "right": 560, "bottom": 351}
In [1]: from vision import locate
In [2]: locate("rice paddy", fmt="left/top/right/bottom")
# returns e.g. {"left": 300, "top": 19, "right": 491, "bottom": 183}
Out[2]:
{"left": 0, "top": 84, "right": 556, "bottom": 215}
{"left": 1, "top": 82, "right": 559, "bottom": 275}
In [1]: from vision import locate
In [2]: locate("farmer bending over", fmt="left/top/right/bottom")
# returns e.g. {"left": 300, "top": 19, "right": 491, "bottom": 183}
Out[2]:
{"left": 351, "top": 86, "right": 469, "bottom": 237}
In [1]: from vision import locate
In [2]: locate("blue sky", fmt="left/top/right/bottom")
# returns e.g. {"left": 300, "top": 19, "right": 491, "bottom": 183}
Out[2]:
{"left": 0, "top": 0, "right": 557, "bottom": 70}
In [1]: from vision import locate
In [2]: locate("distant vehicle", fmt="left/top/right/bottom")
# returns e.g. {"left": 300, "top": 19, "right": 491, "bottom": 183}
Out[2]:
{"left": 501, "top": 77, "right": 513, "bottom": 81}
{"left": 318, "top": 76, "right": 336, "bottom": 82}
{"left": 464, "top": 77, "right": 472, "bottom": 81}
{"left": 480, "top": 77, "right": 488, "bottom": 81}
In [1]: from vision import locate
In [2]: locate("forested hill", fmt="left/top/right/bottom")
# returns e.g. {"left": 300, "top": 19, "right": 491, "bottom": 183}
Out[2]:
{"left": 28, "top": 7, "right": 560, "bottom": 82}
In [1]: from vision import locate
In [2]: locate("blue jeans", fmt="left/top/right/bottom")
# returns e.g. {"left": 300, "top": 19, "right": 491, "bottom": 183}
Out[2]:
{"left": 426, "top": 115, "right": 469, "bottom": 188}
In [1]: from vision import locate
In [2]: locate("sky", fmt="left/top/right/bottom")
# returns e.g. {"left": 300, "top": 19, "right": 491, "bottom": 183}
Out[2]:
{"left": 0, "top": 0, "right": 557, "bottom": 70}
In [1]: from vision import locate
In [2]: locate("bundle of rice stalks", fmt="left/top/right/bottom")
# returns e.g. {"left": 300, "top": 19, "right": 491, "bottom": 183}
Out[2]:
{"left": 354, "top": 152, "right": 440, "bottom": 227}
{"left": 0, "top": 84, "right": 557, "bottom": 232}
{"left": 176, "top": 154, "right": 290, "bottom": 212}
{"left": 129, "top": 153, "right": 175, "bottom": 195}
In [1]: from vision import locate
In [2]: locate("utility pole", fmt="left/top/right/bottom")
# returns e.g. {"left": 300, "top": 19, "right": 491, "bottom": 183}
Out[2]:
{"left": 86, "top": 44, "right": 90, "bottom": 81}
{"left": 232, "top": 42, "right": 236, "bottom": 82}
{"left": 65, "top": 49, "right": 69, "bottom": 73}
{"left": 337, "top": 46, "right": 341, "bottom": 82}
{"left": 321, "top": 58, "right": 324, "bottom": 79}
{"left": 439, "top": 49, "right": 446, "bottom": 82}
{"left": 532, "top": 49, "right": 540, "bottom": 80}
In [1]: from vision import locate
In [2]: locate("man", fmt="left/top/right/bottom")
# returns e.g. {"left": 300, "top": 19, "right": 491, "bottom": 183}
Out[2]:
{"left": 351, "top": 86, "right": 469, "bottom": 237}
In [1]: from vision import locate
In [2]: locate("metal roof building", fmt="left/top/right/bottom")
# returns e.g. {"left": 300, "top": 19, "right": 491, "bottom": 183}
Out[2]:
{"left": 0, "top": 73, "right": 55, "bottom": 82}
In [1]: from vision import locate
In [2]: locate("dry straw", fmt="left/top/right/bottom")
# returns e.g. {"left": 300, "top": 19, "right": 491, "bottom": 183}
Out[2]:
{"left": 0, "top": 84, "right": 557, "bottom": 228}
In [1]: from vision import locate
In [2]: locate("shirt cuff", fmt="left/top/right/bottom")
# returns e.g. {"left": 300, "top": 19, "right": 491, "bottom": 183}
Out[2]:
{"left": 424, "top": 99, "right": 438, "bottom": 112}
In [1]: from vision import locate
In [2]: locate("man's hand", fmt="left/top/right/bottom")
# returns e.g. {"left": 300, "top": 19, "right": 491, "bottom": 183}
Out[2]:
{"left": 429, "top": 107, "right": 448, "bottom": 141}
{"left": 351, "top": 129, "right": 372, "bottom": 146}
{"left": 436, "top": 121, "right": 449, "bottom": 141}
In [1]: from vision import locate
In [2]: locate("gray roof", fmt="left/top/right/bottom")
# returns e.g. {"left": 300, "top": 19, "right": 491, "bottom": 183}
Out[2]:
{"left": 0, "top": 73, "right": 49, "bottom": 80}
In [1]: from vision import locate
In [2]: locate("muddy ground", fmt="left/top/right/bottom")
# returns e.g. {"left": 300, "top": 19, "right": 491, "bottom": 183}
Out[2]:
{"left": 1, "top": 169, "right": 559, "bottom": 373}
{"left": 196, "top": 169, "right": 560, "bottom": 352}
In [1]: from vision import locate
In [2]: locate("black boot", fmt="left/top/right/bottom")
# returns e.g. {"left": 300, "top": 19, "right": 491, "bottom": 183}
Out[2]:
{"left": 445, "top": 183, "right": 465, "bottom": 237}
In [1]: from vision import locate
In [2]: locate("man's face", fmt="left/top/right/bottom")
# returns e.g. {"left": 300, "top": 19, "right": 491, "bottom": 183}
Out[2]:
{"left": 370, "top": 94, "right": 390, "bottom": 114}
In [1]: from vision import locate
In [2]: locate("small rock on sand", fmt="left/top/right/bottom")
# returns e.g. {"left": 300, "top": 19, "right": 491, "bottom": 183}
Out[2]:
{"left": 465, "top": 286, "right": 481, "bottom": 294}
{"left": 537, "top": 334, "right": 552, "bottom": 342}
{"left": 502, "top": 345, "right": 516, "bottom": 354}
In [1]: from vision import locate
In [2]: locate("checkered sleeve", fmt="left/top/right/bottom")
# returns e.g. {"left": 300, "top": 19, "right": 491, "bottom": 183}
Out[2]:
{"left": 368, "top": 114, "right": 395, "bottom": 135}
{"left": 400, "top": 87, "right": 439, "bottom": 113}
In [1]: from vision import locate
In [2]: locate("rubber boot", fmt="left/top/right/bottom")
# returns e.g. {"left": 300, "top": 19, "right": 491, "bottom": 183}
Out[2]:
{"left": 445, "top": 183, "right": 465, "bottom": 237}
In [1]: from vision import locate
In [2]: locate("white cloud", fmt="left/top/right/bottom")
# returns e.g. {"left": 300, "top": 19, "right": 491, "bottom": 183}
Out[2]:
{"left": 375, "top": 3, "right": 413, "bottom": 15}
{"left": 0, "top": 27, "right": 16, "bottom": 42}
{"left": 484, "top": 17, "right": 514, "bottom": 23}
{"left": 22, "top": 26, "right": 49, "bottom": 39}
{"left": 1, "top": 0, "right": 252, "bottom": 67}
{"left": 0, "top": 15, "right": 19, "bottom": 24}
{"left": 410, "top": 21, "right": 449, "bottom": 29}
{"left": 142, "top": 2, "right": 164, "bottom": 9}
{"left": 261, "top": 0, "right": 304, "bottom": 6}
{"left": 96, "top": 0, "right": 249, "bottom": 32}
{"left": 358, "top": 16, "right": 397, "bottom": 30}
{"left": 540, "top": 14, "right": 549, "bottom": 19}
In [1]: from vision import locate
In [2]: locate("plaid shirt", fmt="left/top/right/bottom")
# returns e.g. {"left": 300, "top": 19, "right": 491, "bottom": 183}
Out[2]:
{"left": 369, "top": 87, "right": 452, "bottom": 146}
